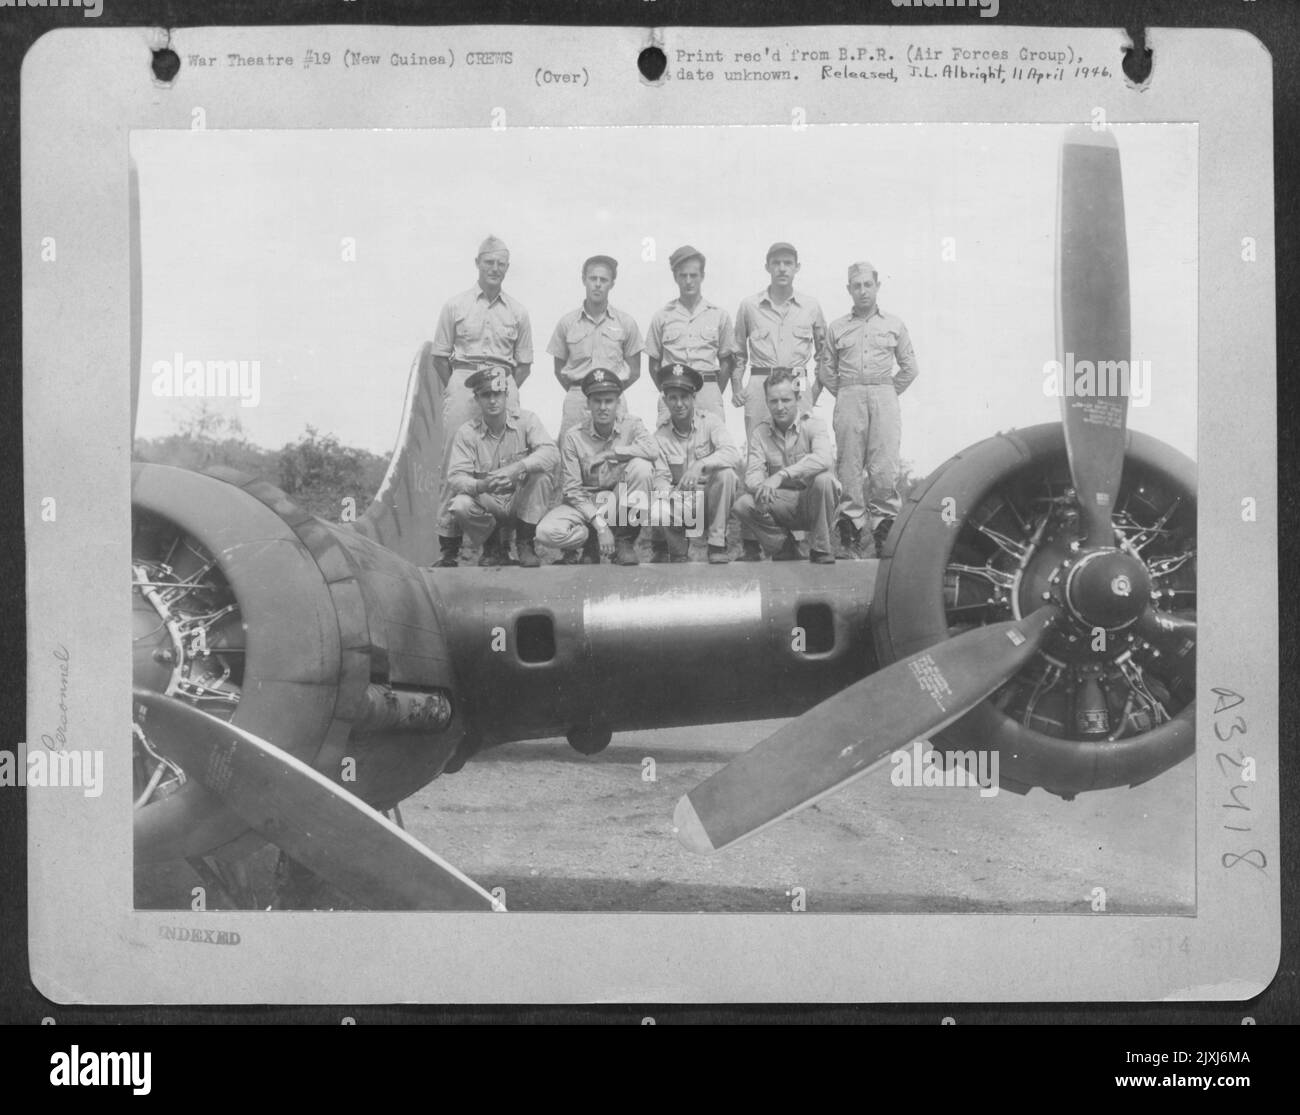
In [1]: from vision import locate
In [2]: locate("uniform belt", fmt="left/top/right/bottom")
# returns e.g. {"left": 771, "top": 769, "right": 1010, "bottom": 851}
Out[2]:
{"left": 452, "top": 358, "right": 514, "bottom": 372}
{"left": 748, "top": 366, "right": 802, "bottom": 376}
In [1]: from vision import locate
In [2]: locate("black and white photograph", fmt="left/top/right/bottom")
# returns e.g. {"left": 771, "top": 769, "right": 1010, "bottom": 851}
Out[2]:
{"left": 16, "top": 22, "right": 1278, "bottom": 1007}
{"left": 128, "top": 120, "right": 1198, "bottom": 915}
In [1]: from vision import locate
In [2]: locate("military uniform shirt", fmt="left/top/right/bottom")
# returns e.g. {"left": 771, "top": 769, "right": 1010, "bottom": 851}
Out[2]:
{"left": 560, "top": 415, "right": 661, "bottom": 521}
{"left": 744, "top": 413, "right": 834, "bottom": 493}
{"left": 547, "top": 305, "right": 643, "bottom": 387}
{"left": 444, "top": 409, "right": 558, "bottom": 496}
{"left": 645, "top": 298, "right": 738, "bottom": 373}
{"left": 432, "top": 285, "right": 534, "bottom": 366}
{"left": 652, "top": 412, "right": 741, "bottom": 489}
{"left": 734, "top": 289, "right": 827, "bottom": 369}
{"left": 824, "top": 305, "right": 918, "bottom": 392}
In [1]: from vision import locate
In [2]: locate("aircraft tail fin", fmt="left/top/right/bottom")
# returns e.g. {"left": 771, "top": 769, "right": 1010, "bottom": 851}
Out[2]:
{"left": 352, "top": 341, "right": 446, "bottom": 565}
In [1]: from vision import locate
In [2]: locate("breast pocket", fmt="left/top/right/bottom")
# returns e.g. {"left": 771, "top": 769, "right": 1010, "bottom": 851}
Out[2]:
{"left": 488, "top": 315, "right": 520, "bottom": 347}
{"left": 596, "top": 323, "right": 625, "bottom": 360}
{"left": 565, "top": 321, "right": 594, "bottom": 349}
{"left": 868, "top": 327, "right": 898, "bottom": 358}
{"left": 662, "top": 320, "right": 688, "bottom": 348}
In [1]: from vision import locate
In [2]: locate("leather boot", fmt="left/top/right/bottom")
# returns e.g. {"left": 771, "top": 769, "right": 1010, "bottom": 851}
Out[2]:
{"left": 478, "top": 527, "right": 504, "bottom": 566}
{"left": 516, "top": 522, "right": 541, "bottom": 568}
{"left": 738, "top": 540, "right": 763, "bottom": 562}
{"left": 872, "top": 518, "right": 895, "bottom": 559}
{"left": 499, "top": 526, "right": 519, "bottom": 566}
{"left": 835, "top": 518, "right": 859, "bottom": 561}
{"left": 614, "top": 529, "right": 640, "bottom": 566}
{"left": 434, "top": 536, "right": 461, "bottom": 568}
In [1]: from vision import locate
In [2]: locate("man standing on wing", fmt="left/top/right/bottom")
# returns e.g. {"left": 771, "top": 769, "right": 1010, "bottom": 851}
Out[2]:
{"left": 732, "top": 241, "right": 828, "bottom": 443}
{"left": 441, "top": 366, "right": 558, "bottom": 567}
{"left": 548, "top": 254, "right": 643, "bottom": 443}
{"left": 822, "top": 260, "right": 919, "bottom": 559}
{"left": 650, "top": 365, "right": 741, "bottom": 564}
{"left": 733, "top": 369, "right": 841, "bottom": 564}
{"left": 536, "top": 368, "right": 660, "bottom": 566}
{"left": 645, "top": 244, "right": 739, "bottom": 427}
{"left": 430, "top": 235, "right": 534, "bottom": 565}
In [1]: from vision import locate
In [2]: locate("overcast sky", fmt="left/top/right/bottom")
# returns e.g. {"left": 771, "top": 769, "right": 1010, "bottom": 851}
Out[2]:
{"left": 132, "top": 123, "right": 1196, "bottom": 476}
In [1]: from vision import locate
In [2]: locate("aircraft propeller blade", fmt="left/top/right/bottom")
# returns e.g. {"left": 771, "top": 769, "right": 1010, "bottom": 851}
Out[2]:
{"left": 675, "top": 607, "right": 1061, "bottom": 855}
{"left": 133, "top": 689, "right": 500, "bottom": 911}
{"left": 1057, "top": 126, "right": 1131, "bottom": 548}
{"left": 1133, "top": 609, "right": 1197, "bottom": 690}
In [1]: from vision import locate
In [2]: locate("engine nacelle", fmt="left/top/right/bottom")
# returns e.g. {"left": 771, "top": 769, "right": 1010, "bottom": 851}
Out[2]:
{"left": 132, "top": 464, "right": 464, "bottom": 862}
{"left": 872, "top": 423, "right": 1196, "bottom": 797}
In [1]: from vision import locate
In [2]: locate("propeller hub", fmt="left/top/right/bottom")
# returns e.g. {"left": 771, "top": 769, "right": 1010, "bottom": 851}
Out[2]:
{"left": 1062, "top": 548, "right": 1151, "bottom": 630}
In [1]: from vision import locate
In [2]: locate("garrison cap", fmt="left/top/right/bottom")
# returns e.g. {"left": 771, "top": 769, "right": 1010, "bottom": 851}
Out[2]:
{"left": 669, "top": 244, "right": 706, "bottom": 272}
{"left": 583, "top": 254, "right": 620, "bottom": 278}
{"left": 655, "top": 364, "right": 704, "bottom": 394}
{"left": 477, "top": 234, "right": 510, "bottom": 257}
{"left": 765, "top": 241, "right": 799, "bottom": 262}
{"left": 581, "top": 367, "right": 624, "bottom": 396}
{"left": 847, "top": 260, "right": 878, "bottom": 281}
{"left": 466, "top": 366, "right": 512, "bottom": 394}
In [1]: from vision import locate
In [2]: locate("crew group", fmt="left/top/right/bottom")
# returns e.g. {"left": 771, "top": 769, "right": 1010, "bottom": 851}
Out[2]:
{"left": 431, "top": 236, "right": 920, "bottom": 568}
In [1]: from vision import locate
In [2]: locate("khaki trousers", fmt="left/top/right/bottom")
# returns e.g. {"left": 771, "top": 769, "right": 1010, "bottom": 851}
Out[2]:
{"left": 733, "top": 472, "right": 842, "bottom": 556}
{"left": 832, "top": 383, "right": 901, "bottom": 532}
{"left": 446, "top": 471, "right": 554, "bottom": 547}
{"left": 535, "top": 458, "right": 654, "bottom": 550}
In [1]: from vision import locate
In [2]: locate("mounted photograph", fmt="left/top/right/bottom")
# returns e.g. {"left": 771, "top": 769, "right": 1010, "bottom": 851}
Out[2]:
{"left": 128, "top": 120, "right": 1198, "bottom": 916}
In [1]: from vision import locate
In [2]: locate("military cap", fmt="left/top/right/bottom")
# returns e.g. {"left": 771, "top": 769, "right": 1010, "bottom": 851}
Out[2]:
{"left": 583, "top": 254, "right": 619, "bottom": 278}
{"left": 847, "top": 260, "right": 878, "bottom": 281}
{"left": 581, "top": 367, "right": 624, "bottom": 396}
{"left": 477, "top": 234, "right": 510, "bottom": 257}
{"left": 765, "top": 241, "right": 799, "bottom": 262}
{"left": 466, "top": 366, "right": 512, "bottom": 394}
{"left": 655, "top": 364, "right": 704, "bottom": 394}
{"left": 668, "top": 244, "right": 706, "bottom": 272}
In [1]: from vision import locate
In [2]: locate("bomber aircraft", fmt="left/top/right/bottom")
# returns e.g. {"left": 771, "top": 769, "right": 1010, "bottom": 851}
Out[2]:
{"left": 131, "top": 127, "right": 1196, "bottom": 910}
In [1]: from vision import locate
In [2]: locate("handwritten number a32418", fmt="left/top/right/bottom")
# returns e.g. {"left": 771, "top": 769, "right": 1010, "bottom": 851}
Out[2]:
{"left": 1212, "top": 688, "right": 1266, "bottom": 872}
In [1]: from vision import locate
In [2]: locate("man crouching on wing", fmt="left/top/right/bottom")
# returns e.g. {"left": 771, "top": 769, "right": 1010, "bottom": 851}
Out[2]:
{"left": 732, "top": 368, "right": 842, "bottom": 564}
{"left": 650, "top": 364, "right": 741, "bottom": 564}
{"left": 535, "top": 367, "right": 661, "bottom": 566}
{"left": 440, "top": 366, "right": 559, "bottom": 567}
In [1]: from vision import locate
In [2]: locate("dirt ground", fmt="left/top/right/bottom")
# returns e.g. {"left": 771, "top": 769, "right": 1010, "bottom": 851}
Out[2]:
{"left": 137, "top": 720, "right": 1194, "bottom": 914}
{"left": 403, "top": 721, "right": 1196, "bottom": 915}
